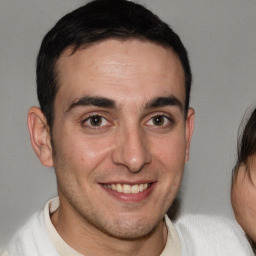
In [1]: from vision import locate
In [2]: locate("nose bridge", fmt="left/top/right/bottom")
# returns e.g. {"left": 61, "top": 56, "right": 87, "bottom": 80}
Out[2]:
{"left": 112, "top": 123, "right": 152, "bottom": 172}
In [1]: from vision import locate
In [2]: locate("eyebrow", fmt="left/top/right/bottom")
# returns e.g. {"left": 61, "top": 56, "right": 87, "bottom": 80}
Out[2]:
{"left": 66, "top": 95, "right": 183, "bottom": 113}
{"left": 66, "top": 96, "right": 116, "bottom": 112}
{"left": 145, "top": 95, "right": 183, "bottom": 111}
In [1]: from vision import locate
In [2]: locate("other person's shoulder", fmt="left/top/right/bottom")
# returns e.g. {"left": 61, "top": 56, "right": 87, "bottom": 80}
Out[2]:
{"left": 174, "top": 213, "right": 254, "bottom": 256}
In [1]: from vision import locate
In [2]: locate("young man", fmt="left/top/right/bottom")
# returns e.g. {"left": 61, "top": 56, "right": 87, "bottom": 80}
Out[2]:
{"left": 2, "top": 1, "right": 253, "bottom": 255}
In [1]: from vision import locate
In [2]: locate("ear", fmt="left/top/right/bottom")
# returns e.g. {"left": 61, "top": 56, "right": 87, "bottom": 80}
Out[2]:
{"left": 27, "top": 107, "right": 53, "bottom": 167}
{"left": 185, "top": 108, "right": 195, "bottom": 162}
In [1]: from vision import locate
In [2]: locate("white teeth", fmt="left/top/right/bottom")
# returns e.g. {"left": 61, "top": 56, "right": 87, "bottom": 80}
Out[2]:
{"left": 116, "top": 184, "right": 122, "bottom": 192}
{"left": 104, "top": 183, "right": 149, "bottom": 194}
{"left": 131, "top": 184, "right": 139, "bottom": 194}
{"left": 123, "top": 184, "right": 132, "bottom": 193}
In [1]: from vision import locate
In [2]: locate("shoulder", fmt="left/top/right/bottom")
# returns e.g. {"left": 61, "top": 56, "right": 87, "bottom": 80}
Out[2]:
{"left": 3, "top": 211, "right": 58, "bottom": 256}
{"left": 173, "top": 214, "right": 254, "bottom": 256}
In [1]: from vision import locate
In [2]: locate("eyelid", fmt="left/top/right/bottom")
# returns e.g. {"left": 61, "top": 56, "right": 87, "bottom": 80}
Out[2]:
{"left": 149, "top": 112, "right": 174, "bottom": 121}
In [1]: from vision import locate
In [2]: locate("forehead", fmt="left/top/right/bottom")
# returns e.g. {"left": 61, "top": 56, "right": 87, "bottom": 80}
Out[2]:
{"left": 55, "top": 39, "right": 185, "bottom": 108}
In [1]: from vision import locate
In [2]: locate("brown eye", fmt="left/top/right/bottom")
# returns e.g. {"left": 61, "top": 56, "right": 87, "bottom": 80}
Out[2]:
{"left": 152, "top": 115, "right": 165, "bottom": 126}
{"left": 82, "top": 114, "right": 111, "bottom": 130}
{"left": 144, "top": 114, "right": 173, "bottom": 129}
{"left": 89, "top": 115, "right": 103, "bottom": 126}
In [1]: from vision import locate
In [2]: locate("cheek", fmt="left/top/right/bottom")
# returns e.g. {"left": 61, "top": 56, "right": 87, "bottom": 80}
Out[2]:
{"left": 243, "top": 186, "right": 256, "bottom": 214}
{"left": 232, "top": 186, "right": 246, "bottom": 216}
{"left": 151, "top": 132, "right": 186, "bottom": 169}
{"left": 53, "top": 131, "right": 113, "bottom": 176}
{"left": 232, "top": 179, "right": 256, "bottom": 229}
{"left": 150, "top": 133, "right": 186, "bottom": 200}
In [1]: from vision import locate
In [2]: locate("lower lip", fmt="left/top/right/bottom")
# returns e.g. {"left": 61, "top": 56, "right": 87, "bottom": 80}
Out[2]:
{"left": 100, "top": 183, "right": 156, "bottom": 202}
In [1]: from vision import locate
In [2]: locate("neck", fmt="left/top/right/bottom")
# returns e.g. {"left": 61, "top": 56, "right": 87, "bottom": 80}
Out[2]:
{"left": 51, "top": 197, "right": 168, "bottom": 256}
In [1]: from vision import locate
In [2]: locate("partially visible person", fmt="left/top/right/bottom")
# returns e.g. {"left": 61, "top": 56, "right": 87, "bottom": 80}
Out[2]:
{"left": 232, "top": 107, "right": 256, "bottom": 253}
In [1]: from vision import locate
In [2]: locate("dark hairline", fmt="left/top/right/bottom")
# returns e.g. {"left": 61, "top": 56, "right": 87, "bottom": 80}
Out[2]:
{"left": 37, "top": 0, "right": 192, "bottom": 130}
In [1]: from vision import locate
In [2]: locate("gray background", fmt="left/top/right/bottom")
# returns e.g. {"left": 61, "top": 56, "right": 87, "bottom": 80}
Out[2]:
{"left": 0, "top": 0, "right": 256, "bottom": 249}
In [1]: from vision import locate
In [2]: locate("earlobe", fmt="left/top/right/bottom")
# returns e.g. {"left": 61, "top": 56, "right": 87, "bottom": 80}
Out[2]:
{"left": 27, "top": 107, "right": 53, "bottom": 167}
{"left": 185, "top": 108, "right": 195, "bottom": 162}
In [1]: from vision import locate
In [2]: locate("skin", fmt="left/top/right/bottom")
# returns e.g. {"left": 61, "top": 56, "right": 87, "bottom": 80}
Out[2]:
{"left": 28, "top": 39, "right": 194, "bottom": 256}
{"left": 232, "top": 156, "right": 256, "bottom": 242}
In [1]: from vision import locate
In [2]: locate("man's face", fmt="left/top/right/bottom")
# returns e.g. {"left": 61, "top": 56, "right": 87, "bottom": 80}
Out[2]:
{"left": 51, "top": 39, "right": 194, "bottom": 239}
{"left": 232, "top": 157, "right": 256, "bottom": 242}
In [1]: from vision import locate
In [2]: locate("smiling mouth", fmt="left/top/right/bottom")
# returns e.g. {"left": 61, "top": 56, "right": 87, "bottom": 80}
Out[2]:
{"left": 102, "top": 183, "right": 151, "bottom": 194}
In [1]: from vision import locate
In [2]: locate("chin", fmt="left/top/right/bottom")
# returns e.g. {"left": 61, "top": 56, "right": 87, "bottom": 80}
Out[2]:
{"left": 102, "top": 221, "right": 158, "bottom": 240}
{"left": 91, "top": 213, "right": 163, "bottom": 240}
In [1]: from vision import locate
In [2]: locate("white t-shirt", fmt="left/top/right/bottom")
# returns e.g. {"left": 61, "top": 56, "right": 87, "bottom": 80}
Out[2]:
{"left": 44, "top": 198, "right": 180, "bottom": 256}
{"left": 1, "top": 197, "right": 254, "bottom": 256}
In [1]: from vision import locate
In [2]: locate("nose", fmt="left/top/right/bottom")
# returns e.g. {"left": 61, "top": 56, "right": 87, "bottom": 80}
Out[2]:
{"left": 112, "top": 126, "right": 152, "bottom": 173}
